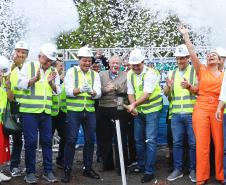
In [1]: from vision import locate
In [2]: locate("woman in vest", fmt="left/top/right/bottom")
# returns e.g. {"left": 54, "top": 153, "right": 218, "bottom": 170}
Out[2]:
{"left": 178, "top": 24, "right": 224, "bottom": 184}
{"left": 0, "top": 56, "right": 12, "bottom": 183}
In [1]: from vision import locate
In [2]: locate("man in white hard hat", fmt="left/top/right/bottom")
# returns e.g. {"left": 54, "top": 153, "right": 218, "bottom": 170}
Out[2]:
{"left": 127, "top": 49, "right": 162, "bottom": 183}
{"left": 8, "top": 41, "right": 29, "bottom": 177}
{"left": 0, "top": 56, "right": 12, "bottom": 183}
{"left": 164, "top": 44, "right": 197, "bottom": 182}
{"left": 62, "top": 46, "right": 101, "bottom": 183}
{"left": 18, "top": 43, "right": 60, "bottom": 183}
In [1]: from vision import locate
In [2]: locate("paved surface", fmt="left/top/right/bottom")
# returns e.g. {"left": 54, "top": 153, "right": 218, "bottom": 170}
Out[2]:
{"left": 0, "top": 146, "right": 221, "bottom": 185}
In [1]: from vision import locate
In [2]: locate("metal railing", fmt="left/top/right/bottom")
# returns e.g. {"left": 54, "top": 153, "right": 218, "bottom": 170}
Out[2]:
{"left": 60, "top": 46, "right": 211, "bottom": 61}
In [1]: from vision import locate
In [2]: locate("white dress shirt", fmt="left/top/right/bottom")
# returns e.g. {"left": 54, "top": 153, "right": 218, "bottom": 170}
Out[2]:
{"left": 127, "top": 66, "right": 159, "bottom": 95}
{"left": 64, "top": 66, "right": 101, "bottom": 99}
{"left": 219, "top": 72, "right": 226, "bottom": 102}
{"left": 18, "top": 61, "right": 61, "bottom": 95}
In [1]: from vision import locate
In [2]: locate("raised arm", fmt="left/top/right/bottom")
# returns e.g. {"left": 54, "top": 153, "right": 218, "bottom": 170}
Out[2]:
{"left": 178, "top": 24, "right": 201, "bottom": 75}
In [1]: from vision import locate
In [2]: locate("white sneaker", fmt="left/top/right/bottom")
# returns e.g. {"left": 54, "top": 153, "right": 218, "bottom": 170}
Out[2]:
{"left": 0, "top": 172, "right": 11, "bottom": 182}
{"left": 11, "top": 167, "right": 22, "bottom": 177}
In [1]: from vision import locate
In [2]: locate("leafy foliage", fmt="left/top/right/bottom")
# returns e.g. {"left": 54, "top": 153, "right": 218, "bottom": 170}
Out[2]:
{"left": 57, "top": 0, "right": 209, "bottom": 49}
{"left": 0, "top": 0, "right": 26, "bottom": 57}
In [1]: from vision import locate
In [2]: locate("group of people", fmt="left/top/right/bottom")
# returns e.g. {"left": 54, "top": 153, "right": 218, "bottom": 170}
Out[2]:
{"left": 164, "top": 24, "right": 226, "bottom": 185}
{"left": 1, "top": 24, "right": 226, "bottom": 185}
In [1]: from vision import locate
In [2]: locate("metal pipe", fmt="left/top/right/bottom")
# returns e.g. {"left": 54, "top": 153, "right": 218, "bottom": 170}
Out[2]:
{"left": 115, "top": 119, "right": 127, "bottom": 185}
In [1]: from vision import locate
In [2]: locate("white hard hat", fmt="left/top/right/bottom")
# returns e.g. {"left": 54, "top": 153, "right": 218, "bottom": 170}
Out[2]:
{"left": 212, "top": 47, "right": 226, "bottom": 57}
{"left": 0, "top": 56, "right": 10, "bottom": 76}
{"left": 129, "top": 49, "right": 145, "bottom": 65}
{"left": 77, "top": 46, "right": 93, "bottom": 57}
{"left": 40, "top": 43, "right": 57, "bottom": 61}
{"left": 15, "top": 41, "right": 29, "bottom": 51}
{"left": 174, "top": 44, "right": 189, "bottom": 57}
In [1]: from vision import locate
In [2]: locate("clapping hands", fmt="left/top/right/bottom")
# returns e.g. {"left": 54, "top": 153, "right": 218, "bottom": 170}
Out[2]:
{"left": 80, "top": 84, "right": 94, "bottom": 94}
{"left": 48, "top": 71, "right": 57, "bottom": 84}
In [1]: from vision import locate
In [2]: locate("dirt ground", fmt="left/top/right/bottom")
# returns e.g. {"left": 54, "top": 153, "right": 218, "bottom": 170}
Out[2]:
{"left": 0, "top": 145, "right": 222, "bottom": 185}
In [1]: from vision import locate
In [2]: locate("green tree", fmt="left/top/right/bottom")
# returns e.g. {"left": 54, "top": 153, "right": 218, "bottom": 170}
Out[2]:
{"left": 0, "top": 0, "right": 26, "bottom": 57}
{"left": 57, "top": 0, "right": 209, "bottom": 49}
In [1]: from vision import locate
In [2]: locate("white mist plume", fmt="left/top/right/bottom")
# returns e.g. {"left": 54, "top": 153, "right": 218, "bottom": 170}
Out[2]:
{"left": 140, "top": 0, "right": 226, "bottom": 48}
{"left": 12, "top": 0, "right": 79, "bottom": 59}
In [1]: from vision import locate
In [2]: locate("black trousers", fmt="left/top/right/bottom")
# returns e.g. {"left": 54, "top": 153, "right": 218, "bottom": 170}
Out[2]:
{"left": 96, "top": 107, "right": 129, "bottom": 171}
{"left": 52, "top": 110, "right": 67, "bottom": 164}
{"left": 127, "top": 115, "right": 136, "bottom": 164}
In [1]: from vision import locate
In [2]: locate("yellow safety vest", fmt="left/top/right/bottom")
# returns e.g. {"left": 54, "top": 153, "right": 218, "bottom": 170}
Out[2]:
{"left": 128, "top": 68, "right": 162, "bottom": 114}
{"left": 19, "top": 62, "right": 53, "bottom": 114}
{"left": 51, "top": 95, "right": 59, "bottom": 116}
{"left": 60, "top": 83, "right": 67, "bottom": 113}
{"left": 168, "top": 101, "right": 173, "bottom": 119}
{"left": 0, "top": 79, "right": 7, "bottom": 122}
{"left": 51, "top": 83, "right": 67, "bottom": 116}
{"left": 66, "top": 67, "right": 96, "bottom": 112}
{"left": 10, "top": 66, "right": 29, "bottom": 102}
{"left": 171, "top": 65, "right": 196, "bottom": 113}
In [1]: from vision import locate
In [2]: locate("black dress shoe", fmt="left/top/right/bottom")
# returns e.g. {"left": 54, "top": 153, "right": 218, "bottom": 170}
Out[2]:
{"left": 141, "top": 174, "right": 154, "bottom": 183}
{"left": 83, "top": 169, "right": 100, "bottom": 179}
{"left": 61, "top": 167, "right": 71, "bottom": 183}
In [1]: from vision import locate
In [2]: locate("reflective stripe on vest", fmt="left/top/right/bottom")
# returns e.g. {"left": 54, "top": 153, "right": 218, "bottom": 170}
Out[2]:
{"left": 129, "top": 68, "right": 162, "bottom": 114}
{"left": 51, "top": 67, "right": 60, "bottom": 116}
{"left": 10, "top": 67, "right": 28, "bottom": 102}
{"left": 168, "top": 101, "right": 173, "bottom": 119}
{"left": 51, "top": 95, "right": 59, "bottom": 116}
{"left": 0, "top": 82, "right": 7, "bottom": 122}
{"left": 66, "top": 67, "right": 95, "bottom": 112}
{"left": 171, "top": 65, "right": 196, "bottom": 113}
{"left": 60, "top": 83, "right": 67, "bottom": 113}
{"left": 19, "top": 62, "right": 53, "bottom": 114}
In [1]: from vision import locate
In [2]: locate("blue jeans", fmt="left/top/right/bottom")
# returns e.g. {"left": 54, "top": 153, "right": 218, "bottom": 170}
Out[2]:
{"left": 223, "top": 114, "right": 226, "bottom": 182}
{"left": 134, "top": 111, "right": 161, "bottom": 175}
{"left": 64, "top": 111, "right": 96, "bottom": 170}
{"left": 10, "top": 132, "right": 23, "bottom": 170}
{"left": 21, "top": 113, "right": 53, "bottom": 174}
{"left": 171, "top": 113, "right": 196, "bottom": 171}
